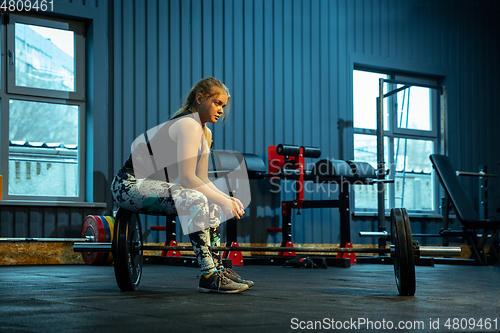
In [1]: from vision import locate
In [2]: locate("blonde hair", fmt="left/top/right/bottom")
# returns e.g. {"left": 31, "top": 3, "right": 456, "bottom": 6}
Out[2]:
{"left": 174, "top": 77, "right": 231, "bottom": 118}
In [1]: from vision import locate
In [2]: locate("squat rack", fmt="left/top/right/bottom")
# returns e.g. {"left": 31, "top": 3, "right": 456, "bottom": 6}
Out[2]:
{"left": 375, "top": 78, "right": 446, "bottom": 248}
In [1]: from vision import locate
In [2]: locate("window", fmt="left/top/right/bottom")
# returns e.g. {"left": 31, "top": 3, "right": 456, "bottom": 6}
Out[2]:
{"left": 1, "top": 14, "right": 85, "bottom": 200}
{"left": 353, "top": 69, "right": 440, "bottom": 213}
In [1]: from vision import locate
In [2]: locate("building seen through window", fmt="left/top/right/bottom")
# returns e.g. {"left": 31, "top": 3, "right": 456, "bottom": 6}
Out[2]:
{"left": 3, "top": 16, "right": 84, "bottom": 199}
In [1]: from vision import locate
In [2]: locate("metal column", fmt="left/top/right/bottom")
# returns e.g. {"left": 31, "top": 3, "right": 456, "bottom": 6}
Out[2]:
{"left": 377, "top": 79, "right": 386, "bottom": 248}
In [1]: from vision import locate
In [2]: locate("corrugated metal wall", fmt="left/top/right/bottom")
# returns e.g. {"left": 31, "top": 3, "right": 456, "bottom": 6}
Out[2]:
{"left": 2, "top": 0, "right": 499, "bottom": 245}
{"left": 110, "top": 0, "right": 500, "bottom": 246}
{"left": 0, "top": 205, "right": 107, "bottom": 238}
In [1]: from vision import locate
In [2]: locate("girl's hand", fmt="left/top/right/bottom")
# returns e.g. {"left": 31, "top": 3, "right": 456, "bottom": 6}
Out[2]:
{"left": 221, "top": 198, "right": 244, "bottom": 220}
{"left": 230, "top": 197, "right": 245, "bottom": 217}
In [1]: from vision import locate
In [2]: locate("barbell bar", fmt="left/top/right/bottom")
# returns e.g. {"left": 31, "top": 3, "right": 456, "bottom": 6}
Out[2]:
{"left": 359, "top": 231, "right": 390, "bottom": 238}
{"left": 73, "top": 207, "right": 462, "bottom": 295}
{"left": 1, "top": 236, "right": 93, "bottom": 243}
{"left": 359, "top": 231, "right": 444, "bottom": 238}
{"left": 361, "top": 231, "right": 492, "bottom": 239}
{"left": 455, "top": 171, "right": 497, "bottom": 178}
{"left": 73, "top": 243, "right": 461, "bottom": 257}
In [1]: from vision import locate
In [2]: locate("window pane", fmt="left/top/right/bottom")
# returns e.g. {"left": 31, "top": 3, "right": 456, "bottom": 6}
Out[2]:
{"left": 353, "top": 70, "right": 389, "bottom": 130}
{"left": 353, "top": 134, "right": 389, "bottom": 210}
{"left": 394, "top": 138, "right": 434, "bottom": 210}
{"left": 8, "top": 100, "right": 79, "bottom": 197}
{"left": 15, "top": 23, "right": 75, "bottom": 92}
{"left": 396, "top": 86, "right": 432, "bottom": 131}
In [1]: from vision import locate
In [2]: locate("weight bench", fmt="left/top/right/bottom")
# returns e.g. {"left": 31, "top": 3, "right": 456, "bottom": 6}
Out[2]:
{"left": 266, "top": 144, "right": 387, "bottom": 249}
{"left": 430, "top": 154, "right": 500, "bottom": 265}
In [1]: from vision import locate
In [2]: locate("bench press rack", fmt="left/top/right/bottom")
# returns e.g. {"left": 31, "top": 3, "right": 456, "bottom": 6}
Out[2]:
{"left": 262, "top": 144, "right": 393, "bottom": 255}
{"left": 146, "top": 144, "right": 393, "bottom": 266}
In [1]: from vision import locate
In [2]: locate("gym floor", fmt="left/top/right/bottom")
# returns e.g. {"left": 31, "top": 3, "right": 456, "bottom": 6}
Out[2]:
{"left": 1, "top": 260, "right": 499, "bottom": 333}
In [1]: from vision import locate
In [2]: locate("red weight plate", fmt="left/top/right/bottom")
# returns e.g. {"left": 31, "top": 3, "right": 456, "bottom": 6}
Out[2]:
{"left": 80, "top": 215, "right": 106, "bottom": 265}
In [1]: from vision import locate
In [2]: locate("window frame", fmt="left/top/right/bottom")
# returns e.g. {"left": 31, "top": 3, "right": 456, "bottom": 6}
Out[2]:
{"left": 0, "top": 13, "right": 86, "bottom": 202}
{"left": 353, "top": 68, "right": 442, "bottom": 215}
{"left": 6, "top": 13, "right": 85, "bottom": 100}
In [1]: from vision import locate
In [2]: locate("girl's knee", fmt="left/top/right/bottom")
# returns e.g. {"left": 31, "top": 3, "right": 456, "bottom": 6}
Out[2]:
{"left": 209, "top": 204, "right": 221, "bottom": 220}
{"left": 181, "top": 189, "right": 209, "bottom": 207}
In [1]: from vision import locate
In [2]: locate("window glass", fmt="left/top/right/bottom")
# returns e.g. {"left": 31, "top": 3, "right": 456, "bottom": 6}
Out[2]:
{"left": 4, "top": 15, "right": 84, "bottom": 201}
{"left": 353, "top": 67, "right": 439, "bottom": 213}
{"left": 8, "top": 100, "right": 79, "bottom": 197}
{"left": 353, "top": 134, "right": 389, "bottom": 209}
{"left": 15, "top": 23, "right": 75, "bottom": 92}
{"left": 396, "top": 86, "right": 432, "bottom": 131}
{"left": 353, "top": 70, "right": 389, "bottom": 130}
{"left": 353, "top": 134, "right": 390, "bottom": 168}
{"left": 394, "top": 138, "right": 434, "bottom": 210}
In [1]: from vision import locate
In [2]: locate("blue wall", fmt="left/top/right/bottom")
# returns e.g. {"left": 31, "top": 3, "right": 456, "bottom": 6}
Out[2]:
{"left": 110, "top": 0, "right": 500, "bottom": 246}
{"left": 1, "top": 0, "right": 499, "bottom": 247}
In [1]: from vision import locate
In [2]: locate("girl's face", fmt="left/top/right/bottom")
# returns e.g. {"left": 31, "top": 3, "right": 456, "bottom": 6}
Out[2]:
{"left": 196, "top": 91, "right": 228, "bottom": 124}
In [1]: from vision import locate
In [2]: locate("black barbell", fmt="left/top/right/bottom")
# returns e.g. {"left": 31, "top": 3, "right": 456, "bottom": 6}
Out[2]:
{"left": 0, "top": 237, "right": 93, "bottom": 242}
{"left": 73, "top": 208, "right": 461, "bottom": 295}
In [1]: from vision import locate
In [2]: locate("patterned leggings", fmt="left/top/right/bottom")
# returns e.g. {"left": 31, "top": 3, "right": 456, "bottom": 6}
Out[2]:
{"left": 111, "top": 171, "right": 224, "bottom": 274}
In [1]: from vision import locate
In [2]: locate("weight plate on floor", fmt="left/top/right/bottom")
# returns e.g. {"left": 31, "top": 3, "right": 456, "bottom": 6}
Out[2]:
{"left": 113, "top": 209, "right": 143, "bottom": 291}
{"left": 81, "top": 215, "right": 109, "bottom": 265}
{"left": 391, "top": 208, "right": 416, "bottom": 296}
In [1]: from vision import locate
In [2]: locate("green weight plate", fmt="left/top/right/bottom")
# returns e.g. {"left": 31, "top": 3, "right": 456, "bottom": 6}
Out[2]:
{"left": 391, "top": 208, "right": 416, "bottom": 296}
{"left": 99, "top": 216, "right": 115, "bottom": 265}
{"left": 113, "top": 209, "right": 143, "bottom": 291}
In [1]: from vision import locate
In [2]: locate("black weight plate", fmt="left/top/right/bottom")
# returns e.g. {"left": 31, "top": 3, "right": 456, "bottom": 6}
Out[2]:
{"left": 401, "top": 209, "right": 416, "bottom": 295}
{"left": 113, "top": 209, "right": 143, "bottom": 291}
{"left": 391, "top": 208, "right": 416, "bottom": 296}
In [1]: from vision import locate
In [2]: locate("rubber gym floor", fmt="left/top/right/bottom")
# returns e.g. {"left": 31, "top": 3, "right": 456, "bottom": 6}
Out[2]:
{"left": 1, "top": 261, "right": 499, "bottom": 333}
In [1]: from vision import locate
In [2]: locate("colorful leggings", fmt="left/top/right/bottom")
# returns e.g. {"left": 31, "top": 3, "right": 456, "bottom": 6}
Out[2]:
{"left": 111, "top": 171, "right": 223, "bottom": 274}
